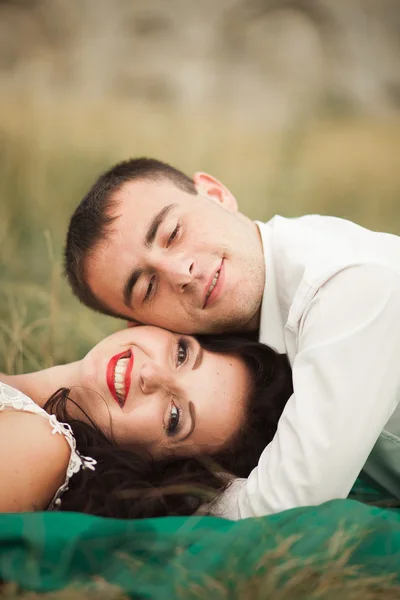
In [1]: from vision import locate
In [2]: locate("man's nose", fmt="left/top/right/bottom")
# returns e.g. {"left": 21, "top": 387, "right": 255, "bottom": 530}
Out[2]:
{"left": 157, "top": 253, "right": 195, "bottom": 292}
{"left": 140, "top": 362, "right": 170, "bottom": 395}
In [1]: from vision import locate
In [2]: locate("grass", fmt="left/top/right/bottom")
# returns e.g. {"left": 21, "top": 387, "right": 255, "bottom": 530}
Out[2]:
{"left": 2, "top": 527, "right": 400, "bottom": 599}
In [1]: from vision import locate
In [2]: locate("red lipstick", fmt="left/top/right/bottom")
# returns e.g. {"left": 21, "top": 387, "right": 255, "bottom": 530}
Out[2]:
{"left": 106, "top": 349, "right": 134, "bottom": 407}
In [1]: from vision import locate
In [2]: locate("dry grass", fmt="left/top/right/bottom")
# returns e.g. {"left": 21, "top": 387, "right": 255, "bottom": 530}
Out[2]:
{"left": 3, "top": 575, "right": 399, "bottom": 600}
{"left": 0, "top": 582, "right": 128, "bottom": 599}
{"left": 1, "top": 527, "right": 400, "bottom": 599}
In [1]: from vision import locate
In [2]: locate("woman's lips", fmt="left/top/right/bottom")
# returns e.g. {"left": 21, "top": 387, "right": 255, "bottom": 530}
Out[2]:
{"left": 106, "top": 349, "right": 134, "bottom": 407}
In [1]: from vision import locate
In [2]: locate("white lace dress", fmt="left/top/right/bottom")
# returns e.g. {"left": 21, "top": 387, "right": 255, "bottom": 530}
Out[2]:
{"left": 0, "top": 381, "right": 96, "bottom": 509}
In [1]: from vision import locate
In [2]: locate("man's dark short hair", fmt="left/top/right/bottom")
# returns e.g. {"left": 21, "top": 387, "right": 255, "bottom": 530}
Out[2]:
{"left": 64, "top": 157, "right": 196, "bottom": 317}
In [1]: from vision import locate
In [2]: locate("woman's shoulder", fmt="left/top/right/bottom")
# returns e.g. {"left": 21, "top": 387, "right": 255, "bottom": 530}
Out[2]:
{"left": 0, "top": 381, "right": 96, "bottom": 512}
{"left": 0, "top": 409, "right": 71, "bottom": 511}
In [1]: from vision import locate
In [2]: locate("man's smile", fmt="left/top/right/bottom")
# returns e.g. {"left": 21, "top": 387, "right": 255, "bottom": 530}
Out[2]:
{"left": 203, "top": 259, "right": 225, "bottom": 308}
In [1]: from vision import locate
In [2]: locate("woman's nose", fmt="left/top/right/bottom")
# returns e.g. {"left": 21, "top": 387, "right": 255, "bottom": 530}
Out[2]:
{"left": 139, "top": 362, "right": 168, "bottom": 395}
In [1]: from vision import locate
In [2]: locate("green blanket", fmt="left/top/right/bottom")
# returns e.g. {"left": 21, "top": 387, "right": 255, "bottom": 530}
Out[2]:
{"left": 1, "top": 496, "right": 400, "bottom": 598}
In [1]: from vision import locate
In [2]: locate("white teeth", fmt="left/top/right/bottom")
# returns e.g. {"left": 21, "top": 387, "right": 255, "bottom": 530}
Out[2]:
{"left": 113, "top": 356, "right": 130, "bottom": 403}
{"left": 206, "top": 270, "right": 220, "bottom": 301}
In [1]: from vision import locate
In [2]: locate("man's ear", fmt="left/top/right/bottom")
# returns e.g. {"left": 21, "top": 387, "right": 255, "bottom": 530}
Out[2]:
{"left": 193, "top": 172, "right": 238, "bottom": 213}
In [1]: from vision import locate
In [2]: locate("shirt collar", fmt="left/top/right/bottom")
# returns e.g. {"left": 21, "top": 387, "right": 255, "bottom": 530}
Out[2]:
{"left": 255, "top": 220, "right": 286, "bottom": 353}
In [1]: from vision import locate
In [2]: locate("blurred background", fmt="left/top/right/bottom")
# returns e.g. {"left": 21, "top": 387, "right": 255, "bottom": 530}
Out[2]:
{"left": 1, "top": 0, "right": 400, "bottom": 372}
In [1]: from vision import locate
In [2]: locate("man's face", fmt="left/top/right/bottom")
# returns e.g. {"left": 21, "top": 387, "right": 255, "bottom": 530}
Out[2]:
{"left": 85, "top": 174, "right": 265, "bottom": 334}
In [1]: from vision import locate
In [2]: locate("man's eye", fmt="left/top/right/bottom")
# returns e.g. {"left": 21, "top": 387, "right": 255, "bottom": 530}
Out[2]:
{"left": 167, "top": 224, "right": 180, "bottom": 246}
{"left": 144, "top": 276, "right": 155, "bottom": 302}
{"left": 167, "top": 401, "right": 181, "bottom": 436}
{"left": 176, "top": 337, "right": 189, "bottom": 367}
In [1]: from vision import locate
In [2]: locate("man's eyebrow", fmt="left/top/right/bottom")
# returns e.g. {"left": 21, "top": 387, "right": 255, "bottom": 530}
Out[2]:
{"left": 181, "top": 401, "right": 196, "bottom": 442}
{"left": 193, "top": 345, "right": 204, "bottom": 370}
{"left": 123, "top": 268, "right": 143, "bottom": 308}
{"left": 123, "top": 203, "right": 177, "bottom": 308}
{"left": 144, "top": 203, "right": 177, "bottom": 249}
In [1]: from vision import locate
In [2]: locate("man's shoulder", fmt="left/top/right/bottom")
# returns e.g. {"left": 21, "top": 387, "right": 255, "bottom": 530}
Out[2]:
{"left": 257, "top": 213, "right": 357, "bottom": 233}
{"left": 256, "top": 214, "right": 342, "bottom": 250}
{"left": 257, "top": 213, "right": 400, "bottom": 346}
{"left": 257, "top": 214, "right": 400, "bottom": 267}
{"left": 257, "top": 214, "right": 351, "bottom": 267}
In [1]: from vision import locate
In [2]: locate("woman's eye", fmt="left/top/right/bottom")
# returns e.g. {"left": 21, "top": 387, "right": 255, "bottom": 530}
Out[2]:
{"left": 167, "top": 224, "right": 180, "bottom": 246}
{"left": 176, "top": 337, "right": 188, "bottom": 367}
{"left": 144, "top": 276, "right": 155, "bottom": 302}
{"left": 167, "top": 401, "right": 181, "bottom": 436}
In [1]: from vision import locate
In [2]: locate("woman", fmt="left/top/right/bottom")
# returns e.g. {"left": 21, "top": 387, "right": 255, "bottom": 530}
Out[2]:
{"left": 0, "top": 326, "right": 292, "bottom": 516}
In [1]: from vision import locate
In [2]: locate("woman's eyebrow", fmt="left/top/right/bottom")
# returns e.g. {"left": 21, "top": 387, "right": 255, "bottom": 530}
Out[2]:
{"left": 181, "top": 401, "right": 196, "bottom": 442}
{"left": 193, "top": 346, "right": 204, "bottom": 370}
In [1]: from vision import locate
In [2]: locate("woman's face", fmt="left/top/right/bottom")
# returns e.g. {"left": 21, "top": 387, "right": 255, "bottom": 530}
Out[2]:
{"left": 72, "top": 327, "right": 250, "bottom": 458}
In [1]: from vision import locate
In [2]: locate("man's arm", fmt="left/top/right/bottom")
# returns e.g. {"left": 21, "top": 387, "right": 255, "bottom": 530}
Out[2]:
{"left": 239, "top": 264, "right": 400, "bottom": 517}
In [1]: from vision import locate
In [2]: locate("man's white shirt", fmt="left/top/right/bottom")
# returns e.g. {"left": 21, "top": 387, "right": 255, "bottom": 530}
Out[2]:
{"left": 215, "top": 214, "right": 400, "bottom": 520}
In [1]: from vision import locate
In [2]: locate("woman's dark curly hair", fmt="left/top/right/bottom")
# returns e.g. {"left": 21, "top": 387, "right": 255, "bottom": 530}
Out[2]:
{"left": 44, "top": 335, "right": 292, "bottom": 519}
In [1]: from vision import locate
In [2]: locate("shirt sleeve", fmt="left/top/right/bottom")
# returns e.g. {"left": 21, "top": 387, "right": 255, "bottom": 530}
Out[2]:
{"left": 237, "top": 264, "right": 400, "bottom": 518}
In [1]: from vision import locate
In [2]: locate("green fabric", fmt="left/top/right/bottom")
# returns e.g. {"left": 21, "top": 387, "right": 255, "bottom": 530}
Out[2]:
{"left": 1, "top": 498, "right": 400, "bottom": 598}
{"left": 350, "top": 471, "right": 398, "bottom": 505}
{"left": 362, "top": 402, "right": 400, "bottom": 500}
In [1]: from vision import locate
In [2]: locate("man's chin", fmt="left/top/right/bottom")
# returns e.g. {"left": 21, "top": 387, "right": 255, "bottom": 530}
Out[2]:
{"left": 198, "top": 317, "right": 245, "bottom": 335}
{"left": 205, "top": 307, "right": 261, "bottom": 335}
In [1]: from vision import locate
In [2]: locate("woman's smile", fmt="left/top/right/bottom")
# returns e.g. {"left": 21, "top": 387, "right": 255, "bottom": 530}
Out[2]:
{"left": 106, "top": 349, "right": 134, "bottom": 408}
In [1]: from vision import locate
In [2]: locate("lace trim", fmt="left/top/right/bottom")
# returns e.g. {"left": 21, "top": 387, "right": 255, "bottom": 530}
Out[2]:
{"left": 0, "top": 381, "right": 96, "bottom": 509}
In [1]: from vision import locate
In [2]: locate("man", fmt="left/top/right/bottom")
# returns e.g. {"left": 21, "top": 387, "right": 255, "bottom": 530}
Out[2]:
{"left": 65, "top": 157, "right": 400, "bottom": 517}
